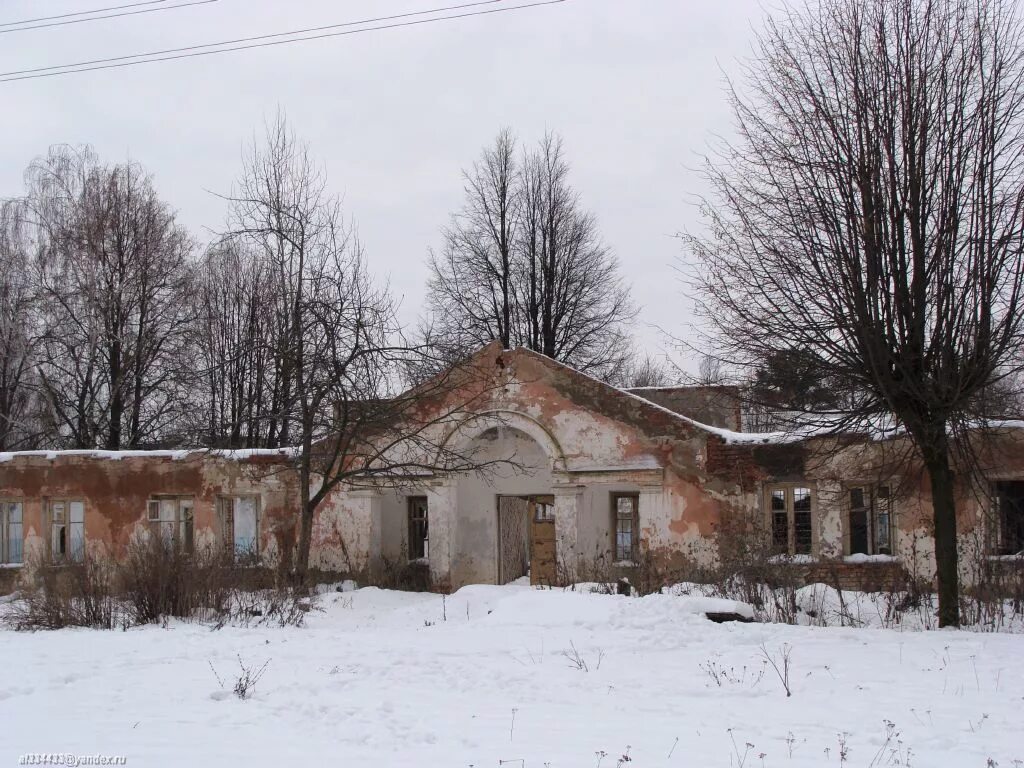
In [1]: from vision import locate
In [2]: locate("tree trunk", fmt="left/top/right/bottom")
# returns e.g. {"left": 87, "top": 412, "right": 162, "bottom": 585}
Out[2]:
{"left": 294, "top": 467, "right": 314, "bottom": 585}
{"left": 923, "top": 433, "right": 961, "bottom": 628}
{"left": 106, "top": 342, "right": 123, "bottom": 451}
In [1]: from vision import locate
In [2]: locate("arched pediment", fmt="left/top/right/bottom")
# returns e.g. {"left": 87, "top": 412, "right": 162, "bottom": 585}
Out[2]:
{"left": 440, "top": 409, "right": 568, "bottom": 472}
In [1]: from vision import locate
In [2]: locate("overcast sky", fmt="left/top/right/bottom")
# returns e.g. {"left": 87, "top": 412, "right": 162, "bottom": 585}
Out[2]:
{"left": 0, "top": 0, "right": 770, "bottom": 372}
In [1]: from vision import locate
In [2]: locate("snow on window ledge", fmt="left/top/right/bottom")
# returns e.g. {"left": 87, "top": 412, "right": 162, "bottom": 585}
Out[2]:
{"left": 842, "top": 554, "right": 898, "bottom": 564}
{"left": 612, "top": 560, "right": 638, "bottom": 568}
{"left": 767, "top": 554, "right": 817, "bottom": 564}
{"left": 0, "top": 563, "right": 23, "bottom": 569}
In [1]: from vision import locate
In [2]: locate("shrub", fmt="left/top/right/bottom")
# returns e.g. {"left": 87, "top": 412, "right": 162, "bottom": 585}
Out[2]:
{"left": 371, "top": 555, "right": 434, "bottom": 592}
{"left": 119, "top": 537, "right": 231, "bottom": 624}
{"left": 5, "top": 538, "right": 316, "bottom": 631}
{"left": 7, "top": 555, "right": 123, "bottom": 630}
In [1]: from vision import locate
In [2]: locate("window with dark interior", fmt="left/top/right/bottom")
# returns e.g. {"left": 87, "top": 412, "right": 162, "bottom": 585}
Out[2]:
{"left": 767, "top": 486, "right": 813, "bottom": 556}
{"left": 407, "top": 496, "right": 429, "bottom": 561}
{"left": 612, "top": 493, "right": 640, "bottom": 562}
{"left": 848, "top": 485, "right": 893, "bottom": 556}
{"left": 993, "top": 481, "right": 1024, "bottom": 556}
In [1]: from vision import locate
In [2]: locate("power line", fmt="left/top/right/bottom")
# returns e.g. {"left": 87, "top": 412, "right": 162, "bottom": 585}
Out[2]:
{"left": 0, "top": 0, "right": 167, "bottom": 27}
{"left": 1, "top": 0, "right": 219, "bottom": 35}
{"left": 0, "top": 0, "right": 567, "bottom": 84}
{"left": 3, "top": 0, "right": 506, "bottom": 76}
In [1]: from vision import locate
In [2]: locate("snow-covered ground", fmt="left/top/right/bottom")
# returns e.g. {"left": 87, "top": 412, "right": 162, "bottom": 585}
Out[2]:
{"left": 2, "top": 583, "right": 1022, "bottom": 767}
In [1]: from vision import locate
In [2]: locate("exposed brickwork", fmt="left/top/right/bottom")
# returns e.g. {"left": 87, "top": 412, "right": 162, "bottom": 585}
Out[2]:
{"left": 794, "top": 561, "right": 908, "bottom": 592}
{"left": 705, "top": 437, "right": 762, "bottom": 488}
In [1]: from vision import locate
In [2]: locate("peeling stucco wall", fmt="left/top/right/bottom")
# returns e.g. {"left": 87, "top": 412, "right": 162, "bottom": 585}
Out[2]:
{"left": 0, "top": 453, "right": 297, "bottom": 574}
{"left": 4, "top": 345, "right": 1021, "bottom": 593}
{"left": 318, "top": 346, "right": 743, "bottom": 588}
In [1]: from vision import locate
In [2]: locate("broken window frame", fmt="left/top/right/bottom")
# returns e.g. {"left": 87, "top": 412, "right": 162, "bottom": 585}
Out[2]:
{"left": 992, "top": 481, "right": 1024, "bottom": 556}
{"left": 216, "top": 495, "right": 260, "bottom": 561}
{"left": 47, "top": 498, "right": 86, "bottom": 563}
{"left": 146, "top": 495, "right": 195, "bottom": 553}
{"left": 534, "top": 500, "right": 555, "bottom": 523}
{"left": 0, "top": 500, "right": 23, "bottom": 565}
{"left": 407, "top": 496, "right": 429, "bottom": 562}
{"left": 612, "top": 493, "right": 640, "bottom": 563}
{"left": 765, "top": 485, "right": 814, "bottom": 557}
{"left": 847, "top": 484, "right": 895, "bottom": 556}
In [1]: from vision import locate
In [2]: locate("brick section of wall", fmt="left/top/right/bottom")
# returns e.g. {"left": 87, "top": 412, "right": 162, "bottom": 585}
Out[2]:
{"left": 705, "top": 437, "right": 762, "bottom": 488}
{"left": 794, "top": 561, "right": 908, "bottom": 592}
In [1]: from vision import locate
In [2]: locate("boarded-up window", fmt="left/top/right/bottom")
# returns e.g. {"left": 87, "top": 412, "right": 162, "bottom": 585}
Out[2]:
{"left": 407, "top": 496, "right": 429, "bottom": 561}
{"left": 49, "top": 499, "right": 86, "bottom": 562}
{"left": 766, "top": 486, "right": 814, "bottom": 556}
{"left": 612, "top": 493, "right": 640, "bottom": 562}
{"left": 994, "top": 481, "right": 1024, "bottom": 556}
{"left": 217, "top": 496, "right": 260, "bottom": 559}
{"left": 147, "top": 497, "right": 194, "bottom": 553}
{"left": 1, "top": 501, "right": 23, "bottom": 565}
{"left": 848, "top": 485, "right": 893, "bottom": 556}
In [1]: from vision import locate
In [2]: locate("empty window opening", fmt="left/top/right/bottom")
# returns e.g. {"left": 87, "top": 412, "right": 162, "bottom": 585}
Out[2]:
{"left": 848, "top": 485, "right": 894, "bottom": 556}
{"left": 1, "top": 501, "right": 23, "bottom": 565}
{"left": 993, "top": 481, "right": 1024, "bottom": 556}
{"left": 613, "top": 493, "right": 640, "bottom": 562}
{"left": 534, "top": 500, "right": 555, "bottom": 522}
{"left": 147, "top": 496, "right": 195, "bottom": 553}
{"left": 217, "top": 496, "right": 259, "bottom": 559}
{"left": 49, "top": 499, "right": 86, "bottom": 562}
{"left": 767, "top": 486, "right": 813, "bottom": 556}
{"left": 407, "top": 496, "right": 429, "bottom": 561}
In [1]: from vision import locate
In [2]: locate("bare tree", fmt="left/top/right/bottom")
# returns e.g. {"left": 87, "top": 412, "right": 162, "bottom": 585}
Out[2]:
{"left": 426, "top": 128, "right": 519, "bottom": 354}
{"left": 687, "top": 0, "right": 1024, "bottom": 626}
{"left": 222, "top": 114, "right": 508, "bottom": 581}
{"left": 26, "top": 145, "right": 196, "bottom": 449}
{"left": 616, "top": 352, "right": 674, "bottom": 389}
{"left": 517, "top": 133, "right": 635, "bottom": 378}
{"left": 424, "top": 130, "right": 636, "bottom": 380}
{"left": 0, "top": 201, "right": 42, "bottom": 449}
{"left": 191, "top": 240, "right": 281, "bottom": 448}
{"left": 696, "top": 354, "right": 727, "bottom": 387}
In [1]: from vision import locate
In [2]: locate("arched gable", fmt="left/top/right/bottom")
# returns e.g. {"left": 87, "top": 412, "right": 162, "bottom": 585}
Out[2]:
{"left": 440, "top": 409, "right": 568, "bottom": 472}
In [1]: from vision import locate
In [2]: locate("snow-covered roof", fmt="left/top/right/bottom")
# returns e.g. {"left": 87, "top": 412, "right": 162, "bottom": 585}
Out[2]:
{"left": 504, "top": 345, "right": 796, "bottom": 443}
{"left": 0, "top": 448, "right": 299, "bottom": 464}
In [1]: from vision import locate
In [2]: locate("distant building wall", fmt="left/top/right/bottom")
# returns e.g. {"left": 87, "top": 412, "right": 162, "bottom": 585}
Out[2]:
{"left": 0, "top": 451, "right": 298, "bottom": 577}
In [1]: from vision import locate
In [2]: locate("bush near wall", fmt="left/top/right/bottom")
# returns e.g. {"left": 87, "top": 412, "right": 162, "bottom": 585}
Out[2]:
{"left": 4, "top": 538, "right": 318, "bottom": 631}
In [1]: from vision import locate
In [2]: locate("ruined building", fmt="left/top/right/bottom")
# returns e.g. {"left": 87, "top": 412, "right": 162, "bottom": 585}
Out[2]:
{"left": 1, "top": 343, "right": 1022, "bottom": 593}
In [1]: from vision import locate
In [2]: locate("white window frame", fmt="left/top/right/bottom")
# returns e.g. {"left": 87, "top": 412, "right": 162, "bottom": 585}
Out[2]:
{"left": 48, "top": 499, "right": 86, "bottom": 562}
{"left": 147, "top": 496, "right": 195, "bottom": 551}
{"left": 217, "top": 495, "right": 260, "bottom": 559}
